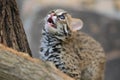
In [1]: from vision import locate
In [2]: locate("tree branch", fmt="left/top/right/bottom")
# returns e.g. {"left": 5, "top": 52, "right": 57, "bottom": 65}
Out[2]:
{"left": 0, "top": 44, "right": 74, "bottom": 80}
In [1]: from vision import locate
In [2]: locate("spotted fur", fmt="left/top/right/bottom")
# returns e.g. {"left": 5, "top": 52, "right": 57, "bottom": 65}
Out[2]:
{"left": 39, "top": 9, "right": 106, "bottom": 80}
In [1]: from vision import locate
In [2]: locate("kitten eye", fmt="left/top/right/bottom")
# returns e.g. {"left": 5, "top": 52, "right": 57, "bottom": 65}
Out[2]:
{"left": 58, "top": 14, "right": 65, "bottom": 19}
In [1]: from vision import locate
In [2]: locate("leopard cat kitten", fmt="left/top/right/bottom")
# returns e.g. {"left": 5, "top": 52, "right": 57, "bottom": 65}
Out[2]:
{"left": 39, "top": 9, "right": 106, "bottom": 80}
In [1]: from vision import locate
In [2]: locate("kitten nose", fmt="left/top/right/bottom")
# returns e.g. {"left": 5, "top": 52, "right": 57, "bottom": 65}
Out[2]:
{"left": 50, "top": 13, "right": 55, "bottom": 16}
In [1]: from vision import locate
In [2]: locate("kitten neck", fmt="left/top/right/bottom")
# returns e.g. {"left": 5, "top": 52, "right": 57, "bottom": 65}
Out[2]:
{"left": 42, "top": 27, "right": 72, "bottom": 41}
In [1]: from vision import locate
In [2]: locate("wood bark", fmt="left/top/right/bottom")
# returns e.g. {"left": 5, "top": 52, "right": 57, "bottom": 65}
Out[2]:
{"left": 0, "top": 0, "right": 32, "bottom": 56}
{"left": 0, "top": 44, "right": 74, "bottom": 80}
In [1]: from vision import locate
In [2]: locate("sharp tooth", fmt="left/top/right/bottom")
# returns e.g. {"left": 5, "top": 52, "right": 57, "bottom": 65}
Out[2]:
{"left": 52, "top": 16, "right": 57, "bottom": 24}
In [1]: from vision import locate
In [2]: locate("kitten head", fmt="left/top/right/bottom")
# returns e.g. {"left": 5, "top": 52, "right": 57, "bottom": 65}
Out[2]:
{"left": 44, "top": 9, "right": 83, "bottom": 39}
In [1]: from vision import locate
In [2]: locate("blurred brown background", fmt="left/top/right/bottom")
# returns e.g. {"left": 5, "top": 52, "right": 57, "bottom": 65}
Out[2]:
{"left": 16, "top": 0, "right": 120, "bottom": 80}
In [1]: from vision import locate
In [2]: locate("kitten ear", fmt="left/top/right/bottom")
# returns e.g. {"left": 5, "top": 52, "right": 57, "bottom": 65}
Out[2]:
{"left": 70, "top": 18, "right": 83, "bottom": 32}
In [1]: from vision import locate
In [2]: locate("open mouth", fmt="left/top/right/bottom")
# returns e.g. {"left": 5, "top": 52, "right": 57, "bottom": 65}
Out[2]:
{"left": 47, "top": 17, "right": 57, "bottom": 28}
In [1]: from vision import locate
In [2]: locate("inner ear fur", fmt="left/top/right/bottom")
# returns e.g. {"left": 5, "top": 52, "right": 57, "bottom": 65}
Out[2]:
{"left": 65, "top": 14, "right": 83, "bottom": 32}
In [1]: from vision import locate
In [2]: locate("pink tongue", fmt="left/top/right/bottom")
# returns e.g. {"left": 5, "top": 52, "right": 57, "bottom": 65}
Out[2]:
{"left": 49, "top": 23, "right": 54, "bottom": 26}
{"left": 48, "top": 22, "right": 56, "bottom": 28}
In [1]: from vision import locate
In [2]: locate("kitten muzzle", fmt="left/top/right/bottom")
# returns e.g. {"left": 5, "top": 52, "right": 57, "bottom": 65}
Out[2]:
{"left": 47, "top": 16, "right": 57, "bottom": 28}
